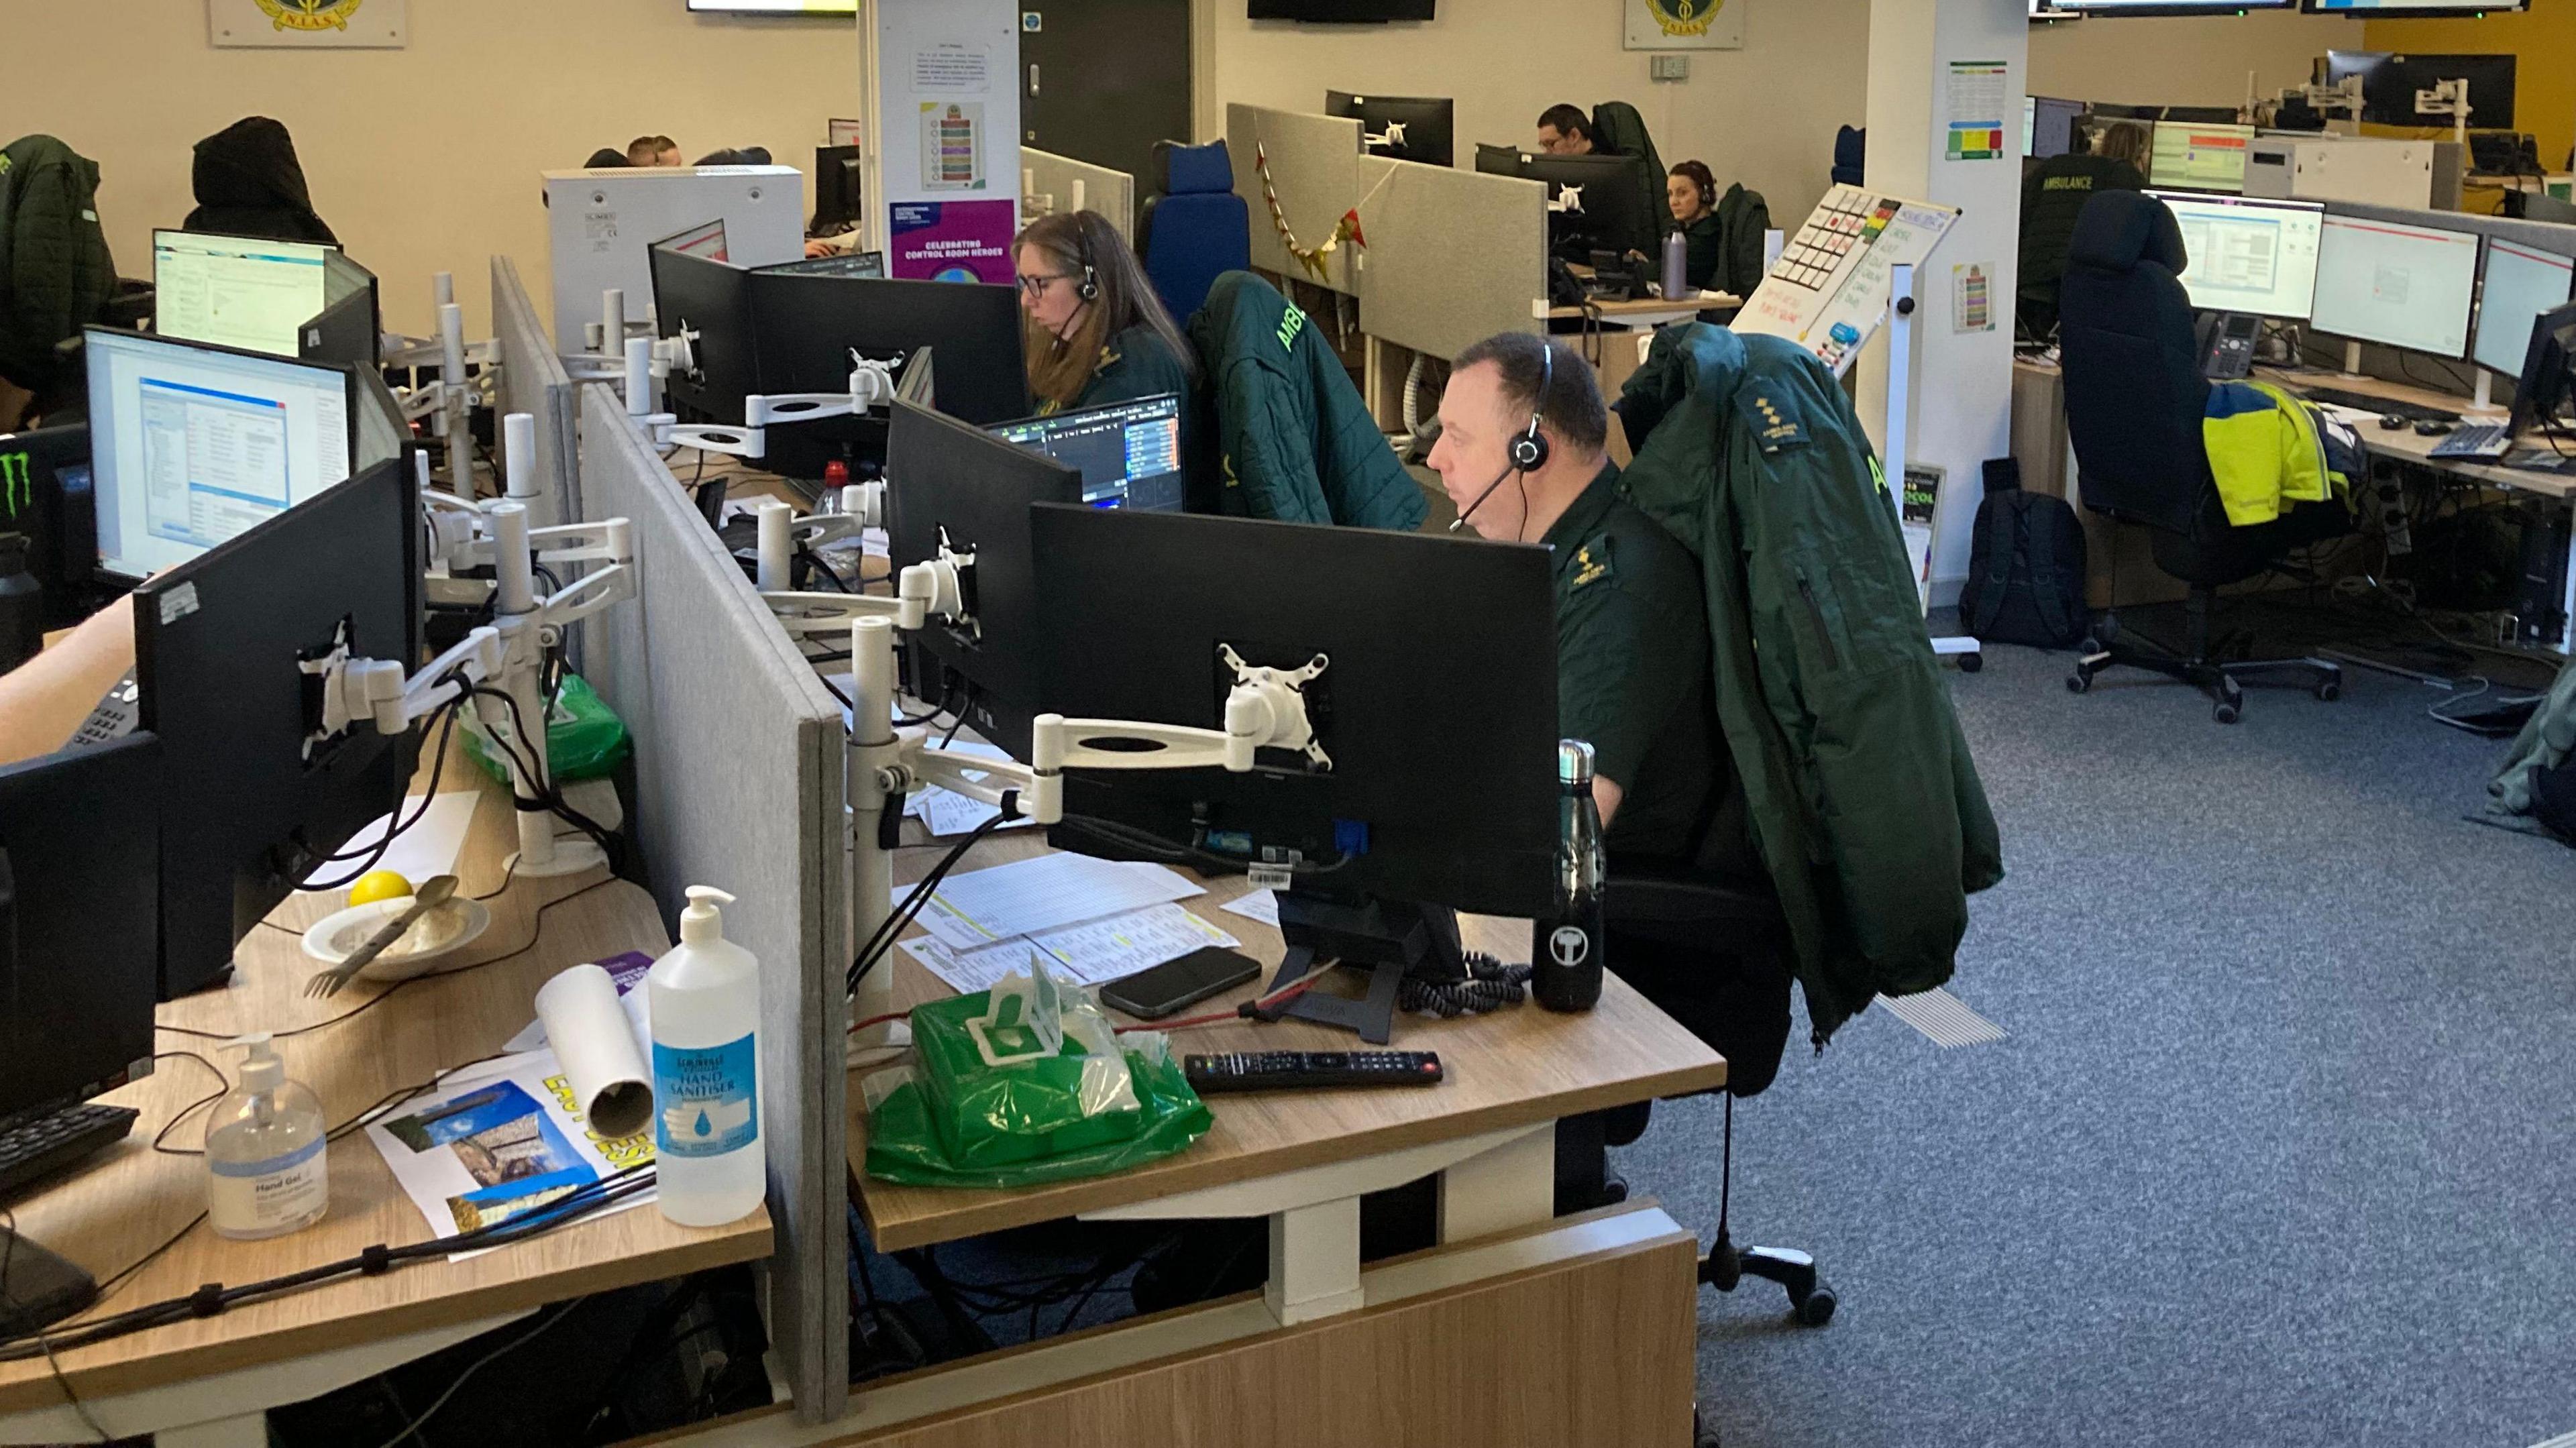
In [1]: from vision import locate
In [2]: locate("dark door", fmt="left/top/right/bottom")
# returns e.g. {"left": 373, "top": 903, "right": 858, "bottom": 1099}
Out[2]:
{"left": 1019, "top": 0, "right": 1192, "bottom": 195}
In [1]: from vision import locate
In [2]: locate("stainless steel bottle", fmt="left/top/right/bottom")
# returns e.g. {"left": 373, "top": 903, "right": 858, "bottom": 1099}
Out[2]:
{"left": 1534, "top": 740, "right": 1605, "bottom": 1013}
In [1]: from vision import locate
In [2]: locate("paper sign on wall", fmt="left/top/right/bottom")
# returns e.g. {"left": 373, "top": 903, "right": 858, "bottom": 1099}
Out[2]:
{"left": 1953, "top": 264, "right": 1994, "bottom": 334}
{"left": 1733, "top": 185, "right": 1961, "bottom": 376}
{"left": 1945, "top": 60, "right": 2011, "bottom": 163}
{"left": 875, "top": 0, "right": 1020, "bottom": 279}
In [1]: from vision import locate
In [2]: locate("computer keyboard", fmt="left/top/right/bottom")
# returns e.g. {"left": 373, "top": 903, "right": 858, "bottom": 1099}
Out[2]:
{"left": 64, "top": 670, "right": 138, "bottom": 750}
{"left": 2300, "top": 386, "right": 2459, "bottom": 425}
{"left": 2430, "top": 424, "right": 2514, "bottom": 461}
{"left": 0, "top": 1104, "right": 138, "bottom": 1199}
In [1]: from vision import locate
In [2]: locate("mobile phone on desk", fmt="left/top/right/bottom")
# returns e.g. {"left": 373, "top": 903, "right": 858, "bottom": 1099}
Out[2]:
{"left": 1100, "top": 948, "right": 1263, "bottom": 1021}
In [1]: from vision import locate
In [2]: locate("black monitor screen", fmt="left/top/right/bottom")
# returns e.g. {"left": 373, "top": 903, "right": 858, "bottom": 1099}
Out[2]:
{"left": 991, "top": 394, "right": 1185, "bottom": 513}
{"left": 1326, "top": 91, "right": 1456, "bottom": 168}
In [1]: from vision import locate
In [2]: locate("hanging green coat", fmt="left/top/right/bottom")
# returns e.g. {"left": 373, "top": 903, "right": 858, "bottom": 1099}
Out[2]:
{"left": 0, "top": 135, "right": 115, "bottom": 396}
{"left": 1185, "top": 270, "right": 1424, "bottom": 530}
{"left": 1617, "top": 323, "right": 2004, "bottom": 1046}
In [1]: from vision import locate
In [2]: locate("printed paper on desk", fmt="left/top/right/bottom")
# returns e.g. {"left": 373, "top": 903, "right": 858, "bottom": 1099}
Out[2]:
{"left": 902, "top": 740, "right": 1038, "bottom": 838}
{"left": 1220, "top": 889, "right": 1282, "bottom": 929}
{"left": 364, "top": 1048, "right": 655, "bottom": 1259}
{"left": 299, "top": 792, "right": 479, "bottom": 895}
{"left": 902, "top": 903, "right": 1239, "bottom": 994}
{"left": 916, "top": 854, "right": 1203, "bottom": 950}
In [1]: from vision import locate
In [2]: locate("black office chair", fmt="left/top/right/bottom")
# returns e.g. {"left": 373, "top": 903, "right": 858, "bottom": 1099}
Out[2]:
{"left": 1596, "top": 857, "right": 1834, "bottom": 1327}
{"left": 2056, "top": 190, "right": 2347, "bottom": 724}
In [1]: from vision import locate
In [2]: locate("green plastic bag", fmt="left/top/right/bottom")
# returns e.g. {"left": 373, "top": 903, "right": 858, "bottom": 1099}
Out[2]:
{"left": 863, "top": 966, "right": 1213, "bottom": 1189}
{"left": 462, "top": 672, "right": 631, "bottom": 784}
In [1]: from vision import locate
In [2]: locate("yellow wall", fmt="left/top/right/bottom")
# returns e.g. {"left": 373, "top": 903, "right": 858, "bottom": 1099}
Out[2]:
{"left": 2029, "top": 10, "right": 2358, "bottom": 111}
{"left": 2365, "top": 8, "right": 2573, "bottom": 178}
{"left": 0, "top": 2, "right": 863, "bottom": 338}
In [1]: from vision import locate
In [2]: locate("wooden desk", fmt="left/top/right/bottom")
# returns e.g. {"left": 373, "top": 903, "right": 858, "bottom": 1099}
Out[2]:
{"left": 0, "top": 734, "right": 772, "bottom": 1447}
{"left": 1543, "top": 289, "right": 1741, "bottom": 329}
{"left": 803, "top": 832, "right": 1723, "bottom": 1448}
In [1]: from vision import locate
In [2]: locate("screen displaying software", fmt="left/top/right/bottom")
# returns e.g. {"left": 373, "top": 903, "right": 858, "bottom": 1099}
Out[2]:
{"left": 85, "top": 331, "right": 352, "bottom": 581}
{"left": 2149, "top": 123, "right": 2256, "bottom": 194}
{"left": 993, "top": 395, "right": 1185, "bottom": 513}
{"left": 2312, "top": 215, "right": 2483, "bottom": 359}
{"left": 2152, "top": 193, "right": 2324, "bottom": 321}
{"left": 2473, "top": 241, "right": 2576, "bottom": 378}
{"left": 152, "top": 231, "right": 332, "bottom": 359}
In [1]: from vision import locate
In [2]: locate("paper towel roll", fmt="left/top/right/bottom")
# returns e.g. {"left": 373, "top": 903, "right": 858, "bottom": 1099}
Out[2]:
{"left": 533, "top": 963, "right": 653, "bottom": 1140}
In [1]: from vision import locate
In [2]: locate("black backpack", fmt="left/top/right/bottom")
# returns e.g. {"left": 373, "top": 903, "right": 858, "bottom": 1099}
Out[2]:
{"left": 1960, "top": 467, "right": 2088, "bottom": 649}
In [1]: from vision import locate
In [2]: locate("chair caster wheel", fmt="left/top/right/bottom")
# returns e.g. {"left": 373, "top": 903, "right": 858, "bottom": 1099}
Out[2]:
{"left": 2314, "top": 681, "right": 2341, "bottom": 702}
{"left": 1695, "top": 1407, "right": 1722, "bottom": 1448}
{"left": 2093, "top": 615, "right": 2121, "bottom": 645}
{"left": 1957, "top": 653, "right": 1982, "bottom": 673}
{"left": 2066, "top": 672, "right": 2092, "bottom": 695}
{"left": 1788, "top": 1280, "right": 1837, "bottom": 1327}
{"left": 2212, "top": 701, "right": 2241, "bottom": 724}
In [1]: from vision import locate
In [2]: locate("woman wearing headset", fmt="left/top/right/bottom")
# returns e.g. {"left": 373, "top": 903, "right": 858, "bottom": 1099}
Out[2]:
{"left": 1664, "top": 160, "right": 1725, "bottom": 294}
{"left": 1014, "top": 209, "right": 1197, "bottom": 416}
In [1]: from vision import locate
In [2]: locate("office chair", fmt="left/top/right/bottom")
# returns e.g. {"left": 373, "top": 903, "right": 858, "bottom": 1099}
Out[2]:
{"left": 1136, "top": 140, "right": 1250, "bottom": 325}
{"left": 1601, "top": 858, "right": 1837, "bottom": 1330}
{"left": 2056, "top": 190, "right": 2347, "bottom": 724}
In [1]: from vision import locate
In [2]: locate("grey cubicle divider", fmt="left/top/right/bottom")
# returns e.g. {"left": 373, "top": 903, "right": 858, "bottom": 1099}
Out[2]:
{"left": 574, "top": 386, "right": 851, "bottom": 1425}
{"left": 491, "top": 254, "right": 580, "bottom": 528}
{"left": 1352, "top": 154, "right": 1548, "bottom": 361}
{"left": 1228, "top": 103, "right": 1366, "bottom": 296}
{"left": 1024, "top": 147, "right": 1136, "bottom": 241}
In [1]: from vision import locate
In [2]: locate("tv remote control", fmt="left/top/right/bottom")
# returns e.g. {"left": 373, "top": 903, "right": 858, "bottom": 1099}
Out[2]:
{"left": 1183, "top": 1050, "right": 1444, "bottom": 1093}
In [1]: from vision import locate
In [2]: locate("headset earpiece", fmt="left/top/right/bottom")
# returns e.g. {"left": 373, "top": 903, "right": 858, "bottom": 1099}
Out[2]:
{"left": 1508, "top": 342, "right": 1554, "bottom": 474}
{"left": 1074, "top": 217, "right": 1102, "bottom": 302}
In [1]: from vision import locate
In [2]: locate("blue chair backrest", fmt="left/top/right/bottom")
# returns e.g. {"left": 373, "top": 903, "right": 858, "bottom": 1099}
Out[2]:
{"left": 1140, "top": 140, "right": 1250, "bottom": 325}
{"left": 1832, "top": 126, "right": 1866, "bottom": 188}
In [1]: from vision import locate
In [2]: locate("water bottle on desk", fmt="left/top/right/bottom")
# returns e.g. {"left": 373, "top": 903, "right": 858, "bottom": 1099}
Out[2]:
{"left": 1662, "top": 229, "right": 1689, "bottom": 304}
{"left": 1534, "top": 740, "right": 1606, "bottom": 1013}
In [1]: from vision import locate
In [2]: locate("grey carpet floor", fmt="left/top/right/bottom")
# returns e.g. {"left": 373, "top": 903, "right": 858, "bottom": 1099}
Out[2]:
{"left": 1638, "top": 641, "right": 2576, "bottom": 1448}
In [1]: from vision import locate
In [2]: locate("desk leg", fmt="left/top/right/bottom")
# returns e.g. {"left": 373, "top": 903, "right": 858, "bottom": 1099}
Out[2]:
{"left": 2560, "top": 499, "right": 2575, "bottom": 657}
{"left": 1436, "top": 1123, "right": 1556, "bottom": 1245}
{"left": 156, "top": 1415, "right": 265, "bottom": 1448}
{"left": 1266, "top": 1196, "right": 1364, "bottom": 1325}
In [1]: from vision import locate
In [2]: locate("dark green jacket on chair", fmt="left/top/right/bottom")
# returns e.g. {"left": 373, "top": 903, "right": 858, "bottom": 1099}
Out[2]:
{"left": 0, "top": 134, "right": 115, "bottom": 397}
{"left": 1617, "top": 323, "right": 2004, "bottom": 1046}
{"left": 1186, "top": 271, "right": 1424, "bottom": 530}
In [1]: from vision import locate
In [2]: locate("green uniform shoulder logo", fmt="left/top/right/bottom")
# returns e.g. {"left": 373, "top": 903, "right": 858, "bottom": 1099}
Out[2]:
{"left": 0, "top": 453, "right": 29, "bottom": 520}
{"left": 1745, "top": 392, "right": 1809, "bottom": 453}
{"left": 1570, "top": 537, "right": 1615, "bottom": 591}
{"left": 1276, "top": 304, "right": 1306, "bottom": 353}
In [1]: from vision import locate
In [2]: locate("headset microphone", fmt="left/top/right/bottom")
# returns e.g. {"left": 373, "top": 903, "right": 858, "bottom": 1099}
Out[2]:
{"left": 1448, "top": 341, "right": 1555, "bottom": 534}
{"left": 1447, "top": 464, "right": 1519, "bottom": 533}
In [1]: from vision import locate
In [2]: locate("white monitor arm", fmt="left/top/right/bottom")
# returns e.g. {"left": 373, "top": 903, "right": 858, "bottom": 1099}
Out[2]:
{"left": 639, "top": 346, "right": 902, "bottom": 461}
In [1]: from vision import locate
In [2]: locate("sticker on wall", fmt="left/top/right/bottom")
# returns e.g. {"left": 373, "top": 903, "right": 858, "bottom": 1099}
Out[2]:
{"left": 919, "top": 103, "right": 988, "bottom": 192}
{"left": 1943, "top": 60, "right": 2010, "bottom": 162}
{"left": 1953, "top": 264, "right": 1994, "bottom": 334}
{"left": 890, "top": 200, "right": 1016, "bottom": 284}
{"left": 1624, "top": 0, "right": 1743, "bottom": 52}
{"left": 209, "top": 0, "right": 407, "bottom": 48}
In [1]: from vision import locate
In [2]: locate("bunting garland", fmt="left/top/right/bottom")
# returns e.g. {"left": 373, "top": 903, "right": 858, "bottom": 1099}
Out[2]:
{"left": 1253, "top": 142, "right": 1366, "bottom": 283}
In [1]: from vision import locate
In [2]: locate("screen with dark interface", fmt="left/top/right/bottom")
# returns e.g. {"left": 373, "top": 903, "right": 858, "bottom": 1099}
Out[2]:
{"left": 991, "top": 394, "right": 1184, "bottom": 512}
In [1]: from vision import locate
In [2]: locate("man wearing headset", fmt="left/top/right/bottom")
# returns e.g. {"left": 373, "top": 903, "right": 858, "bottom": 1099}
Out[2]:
{"left": 1427, "top": 333, "right": 1715, "bottom": 861}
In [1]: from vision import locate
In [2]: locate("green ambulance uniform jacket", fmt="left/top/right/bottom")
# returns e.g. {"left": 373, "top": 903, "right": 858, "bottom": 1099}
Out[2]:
{"left": 0, "top": 134, "right": 115, "bottom": 396}
{"left": 1615, "top": 323, "right": 2004, "bottom": 1048}
{"left": 1544, "top": 460, "right": 1718, "bottom": 863}
{"left": 1185, "top": 270, "right": 1426, "bottom": 530}
{"left": 2017, "top": 154, "right": 2145, "bottom": 326}
{"left": 1040, "top": 323, "right": 1201, "bottom": 471}
{"left": 1674, "top": 212, "right": 1725, "bottom": 295}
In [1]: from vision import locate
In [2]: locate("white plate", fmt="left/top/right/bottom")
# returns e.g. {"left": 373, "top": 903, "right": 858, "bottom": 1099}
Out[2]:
{"left": 300, "top": 897, "right": 495, "bottom": 983}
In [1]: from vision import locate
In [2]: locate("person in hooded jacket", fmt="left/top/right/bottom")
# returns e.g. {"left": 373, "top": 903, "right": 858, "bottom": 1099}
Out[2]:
{"left": 183, "top": 117, "right": 335, "bottom": 246}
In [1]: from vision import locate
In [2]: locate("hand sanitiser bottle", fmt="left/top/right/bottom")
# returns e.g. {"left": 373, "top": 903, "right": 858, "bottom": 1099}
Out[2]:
{"left": 649, "top": 887, "right": 765, "bottom": 1226}
{"left": 206, "top": 1034, "right": 329, "bottom": 1241}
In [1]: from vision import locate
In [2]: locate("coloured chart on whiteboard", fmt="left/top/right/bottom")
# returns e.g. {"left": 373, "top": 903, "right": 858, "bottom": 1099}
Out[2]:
{"left": 1733, "top": 185, "right": 1960, "bottom": 376}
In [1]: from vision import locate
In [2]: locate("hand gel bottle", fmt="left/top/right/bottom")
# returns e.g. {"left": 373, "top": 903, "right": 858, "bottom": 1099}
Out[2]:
{"left": 206, "top": 1035, "right": 329, "bottom": 1241}
{"left": 649, "top": 886, "right": 765, "bottom": 1226}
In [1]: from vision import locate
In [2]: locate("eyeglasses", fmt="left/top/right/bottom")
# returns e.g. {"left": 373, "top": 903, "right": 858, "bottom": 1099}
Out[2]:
{"left": 1016, "top": 272, "right": 1077, "bottom": 296}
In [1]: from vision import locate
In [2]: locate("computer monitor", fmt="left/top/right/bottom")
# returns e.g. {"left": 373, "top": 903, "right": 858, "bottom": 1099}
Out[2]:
{"left": 757, "top": 251, "right": 885, "bottom": 279}
{"left": 152, "top": 229, "right": 333, "bottom": 359}
{"left": 991, "top": 394, "right": 1186, "bottom": 513}
{"left": 2305, "top": 0, "right": 2529, "bottom": 13}
{"left": 655, "top": 217, "right": 731, "bottom": 262}
{"left": 2148, "top": 121, "right": 2257, "bottom": 194}
{"left": 2326, "top": 51, "right": 2518, "bottom": 131}
{"left": 1324, "top": 91, "right": 1456, "bottom": 168}
{"left": 135, "top": 455, "right": 420, "bottom": 999}
{"left": 2030, "top": 97, "right": 2084, "bottom": 161}
{"left": 298, "top": 250, "right": 382, "bottom": 368}
{"left": 1486, "top": 149, "right": 1658, "bottom": 264}
{"left": 813, "top": 144, "right": 864, "bottom": 234}
{"left": 885, "top": 399, "right": 1081, "bottom": 757}
{"left": 0, "top": 733, "right": 161, "bottom": 1123}
{"left": 649, "top": 242, "right": 757, "bottom": 420}
{"left": 2158, "top": 106, "right": 2243, "bottom": 125}
{"left": 1029, "top": 503, "right": 1558, "bottom": 932}
{"left": 748, "top": 272, "right": 1026, "bottom": 478}
{"left": 2311, "top": 214, "right": 2483, "bottom": 359}
{"left": 2149, "top": 192, "right": 2324, "bottom": 322}
{"left": 2053, "top": 0, "right": 2290, "bottom": 9}
{"left": 2474, "top": 240, "right": 2576, "bottom": 380}
{"left": 83, "top": 327, "right": 357, "bottom": 586}
{"left": 0, "top": 424, "right": 98, "bottom": 628}
{"left": 2508, "top": 300, "right": 2576, "bottom": 441}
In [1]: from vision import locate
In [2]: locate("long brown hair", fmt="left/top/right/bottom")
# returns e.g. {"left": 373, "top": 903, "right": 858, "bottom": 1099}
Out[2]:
{"left": 1017, "top": 209, "right": 1196, "bottom": 409}
{"left": 2095, "top": 121, "right": 2150, "bottom": 171}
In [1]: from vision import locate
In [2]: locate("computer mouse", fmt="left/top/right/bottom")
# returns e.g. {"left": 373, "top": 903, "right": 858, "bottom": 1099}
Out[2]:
{"left": 2414, "top": 419, "right": 2455, "bottom": 437}
{"left": 2378, "top": 414, "right": 2410, "bottom": 431}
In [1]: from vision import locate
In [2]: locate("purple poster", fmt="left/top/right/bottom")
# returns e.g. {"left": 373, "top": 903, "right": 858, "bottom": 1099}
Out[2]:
{"left": 889, "top": 200, "right": 1016, "bottom": 284}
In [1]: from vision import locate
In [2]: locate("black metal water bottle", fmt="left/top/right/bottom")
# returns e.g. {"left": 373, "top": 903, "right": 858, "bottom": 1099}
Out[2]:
{"left": 1534, "top": 739, "right": 1605, "bottom": 1013}
{"left": 0, "top": 535, "right": 42, "bottom": 676}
